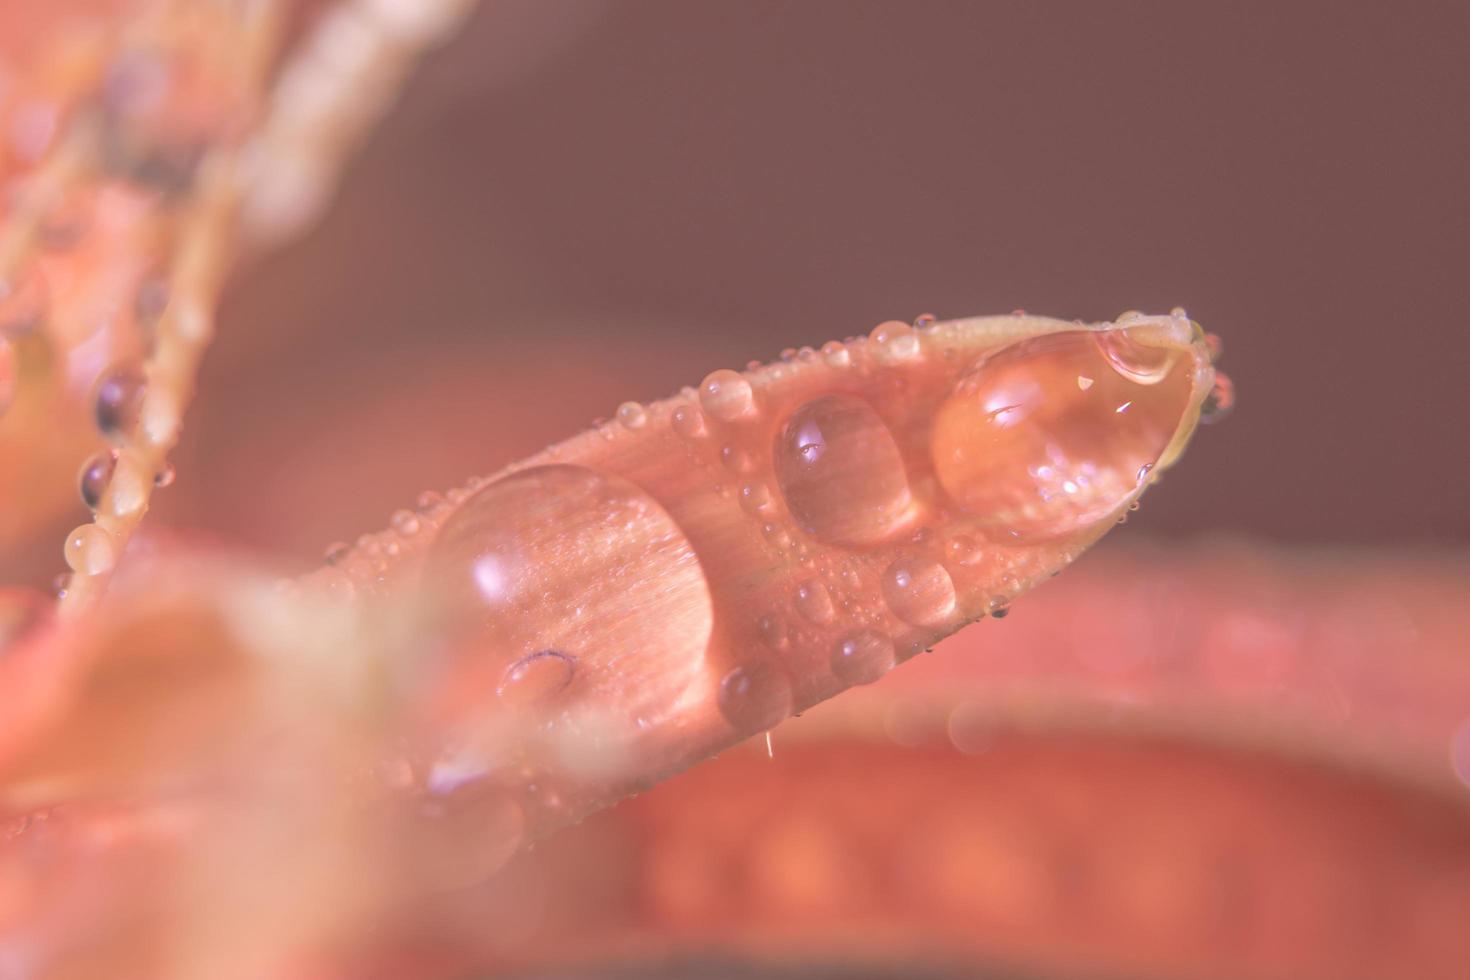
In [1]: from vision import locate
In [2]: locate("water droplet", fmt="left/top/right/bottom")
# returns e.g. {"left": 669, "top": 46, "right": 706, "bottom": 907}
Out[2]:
{"left": 717, "top": 661, "right": 793, "bottom": 734}
{"left": 497, "top": 649, "right": 576, "bottom": 706}
{"left": 989, "top": 600, "right": 1011, "bottom": 618}
{"left": 391, "top": 509, "right": 421, "bottom": 535}
{"left": 52, "top": 572, "right": 71, "bottom": 599}
{"left": 740, "top": 482, "right": 774, "bottom": 516}
{"left": 821, "top": 340, "right": 851, "bottom": 368}
{"left": 945, "top": 534, "right": 983, "bottom": 567}
{"left": 762, "top": 522, "right": 793, "bottom": 550}
{"left": 931, "top": 328, "right": 1195, "bottom": 541}
{"left": 78, "top": 451, "right": 118, "bottom": 510}
{"left": 0, "top": 338, "right": 16, "bottom": 417}
{"left": 881, "top": 556, "right": 957, "bottom": 626}
{"left": 913, "top": 313, "right": 938, "bottom": 330}
{"left": 416, "top": 490, "right": 446, "bottom": 513}
{"left": 794, "top": 579, "right": 835, "bottom": 624}
{"left": 64, "top": 524, "right": 116, "bottom": 576}
{"left": 773, "top": 394, "right": 914, "bottom": 547}
{"left": 758, "top": 613, "right": 790, "bottom": 651}
{"left": 720, "top": 443, "right": 755, "bottom": 473}
{"left": 616, "top": 401, "right": 647, "bottom": 429}
{"left": 870, "top": 320, "right": 921, "bottom": 363}
{"left": 699, "top": 369, "right": 756, "bottom": 422}
{"left": 1200, "top": 370, "right": 1235, "bottom": 424}
{"left": 670, "top": 402, "right": 707, "bottom": 441}
{"left": 423, "top": 465, "right": 713, "bottom": 730}
{"left": 831, "top": 629, "right": 896, "bottom": 686}
{"left": 153, "top": 462, "right": 176, "bottom": 488}
{"left": 324, "top": 541, "right": 350, "bottom": 564}
{"left": 94, "top": 367, "right": 147, "bottom": 441}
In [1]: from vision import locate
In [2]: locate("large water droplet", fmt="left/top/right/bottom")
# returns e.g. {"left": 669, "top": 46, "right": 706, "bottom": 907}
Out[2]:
{"left": 94, "top": 366, "right": 147, "bottom": 441}
{"left": 931, "top": 328, "right": 1194, "bottom": 541}
{"left": 773, "top": 394, "right": 915, "bottom": 548}
{"left": 79, "top": 451, "right": 119, "bottom": 510}
{"left": 64, "top": 524, "right": 116, "bottom": 576}
{"left": 423, "top": 465, "right": 713, "bottom": 729}
{"left": 881, "top": 556, "right": 957, "bottom": 626}
{"left": 699, "top": 369, "right": 756, "bottom": 422}
{"left": 717, "top": 660, "right": 793, "bottom": 734}
{"left": 831, "top": 629, "right": 896, "bottom": 686}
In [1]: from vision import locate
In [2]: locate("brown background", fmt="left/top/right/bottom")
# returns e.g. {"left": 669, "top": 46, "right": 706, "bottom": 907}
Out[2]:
{"left": 181, "top": 1, "right": 1470, "bottom": 562}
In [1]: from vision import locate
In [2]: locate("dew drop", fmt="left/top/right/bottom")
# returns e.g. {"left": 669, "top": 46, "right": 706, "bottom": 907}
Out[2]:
{"left": 616, "top": 401, "right": 647, "bottom": 429}
{"left": 423, "top": 465, "right": 713, "bottom": 729}
{"left": 831, "top": 629, "right": 896, "bottom": 686}
{"left": 821, "top": 340, "right": 851, "bottom": 368}
{"left": 391, "top": 509, "right": 421, "bottom": 535}
{"left": 324, "top": 541, "right": 350, "bottom": 564}
{"left": 739, "top": 481, "right": 774, "bottom": 516}
{"left": 717, "top": 661, "right": 793, "bottom": 735}
{"left": 94, "top": 367, "right": 147, "bottom": 441}
{"left": 670, "top": 402, "right": 707, "bottom": 441}
{"left": 794, "top": 579, "right": 835, "bottom": 624}
{"left": 497, "top": 649, "right": 576, "bottom": 706}
{"left": 699, "top": 369, "right": 756, "bottom": 422}
{"left": 758, "top": 613, "right": 791, "bottom": 651}
{"left": 78, "top": 451, "right": 118, "bottom": 510}
{"left": 64, "top": 524, "right": 116, "bottom": 576}
{"left": 881, "top": 556, "right": 957, "bottom": 627}
{"left": 913, "top": 312, "right": 938, "bottom": 330}
{"left": 416, "top": 490, "right": 446, "bottom": 513}
{"left": 153, "top": 462, "right": 176, "bottom": 488}
{"left": 870, "top": 320, "right": 921, "bottom": 363}
{"left": 720, "top": 444, "right": 755, "bottom": 473}
{"left": 1200, "top": 370, "right": 1235, "bottom": 424}
{"left": 773, "top": 393, "right": 914, "bottom": 547}
{"left": 945, "top": 534, "right": 983, "bottom": 567}
{"left": 931, "top": 328, "right": 1195, "bottom": 541}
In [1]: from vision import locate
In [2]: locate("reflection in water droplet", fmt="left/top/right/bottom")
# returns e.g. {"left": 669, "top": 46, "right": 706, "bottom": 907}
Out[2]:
{"left": 497, "top": 649, "right": 576, "bottom": 705}
{"left": 78, "top": 451, "right": 118, "bottom": 510}
{"left": 740, "top": 482, "right": 774, "bottom": 516}
{"left": 931, "top": 328, "right": 1194, "bottom": 541}
{"left": 423, "top": 465, "right": 713, "bottom": 730}
{"left": 391, "top": 509, "right": 421, "bottom": 535}
{"left": 718, "top": 660, "right": 793, "bottom": 734}
{"left": 699, "top": 369, "right": 756, "bottom": 422}
{"left": 94, "top": 366, "right": 147, "bottom": 441}
{"left": 794, "top": 579, "right": 835, "bottom": 624}
{"left": 831, "top": 629, "right": 896, "bottom": 685}
{"left": 416, "top": 490, "right": 446, "bottom": 514}
{"left": 821, "top": 341, "right": 851, "bottom": 368}
{"left": 882, "top": 556, "right": 958, "bottom": 626}
{"left": 616, "top": 401, "right": 647, "bottom": 429}
{"left": 773, "top": 394, "right": 914, "bottom": 547}
{"left": 870, "top": 320, "right": 921, "bottom": 363}
{"left": 721, "top": 444, "right": 755, "bottom": 473}
{"left": 1200, "top": 370, "right": 1235, "bottom": 424}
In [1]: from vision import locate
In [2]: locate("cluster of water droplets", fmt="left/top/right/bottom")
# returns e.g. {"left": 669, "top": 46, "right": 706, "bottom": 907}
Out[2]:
{"left": 404, "top": 312, "right": 1215, "bottom": 766}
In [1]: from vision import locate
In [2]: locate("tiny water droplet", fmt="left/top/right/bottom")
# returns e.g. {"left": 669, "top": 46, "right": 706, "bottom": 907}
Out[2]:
{"left": 739, "top": 482, "right": 774, "bottom": 516}
{"left": 324, "top": 541, "right": 350, "bottom": 564}
{"left": 718, "top": 661, "right": 793, "bottom": 734}
{"left": 720, "top": 444, "right": 755, "bottom": 473}
{"left": 831, "top": 629, "right": 896, "bottom": 685}
{"left": 945, "top": 534, "right": 983, "bottom": 567}
{"left": 78, "top": 451, "right": 118, "bottom": 510}
{"left": 758, "top": 613, "right": 790, "bottom": 651}
{"left": 391, "top": 509, "right": 421, "bottom": 535}
{"left": 882, "top": 556, "right": 957, "bottom": 626}
{"left": 94, "top": 367, "right": 147, "bottom": 441}
{"left": 497, "top": 649, "right": 576, "bottom": 705}
{"left": 616, "top": 401, "right": 647, "bottom": 429}
{"left": 64, "top": 524, "right": 115, "bottom": 576}
{"left": 699, "top": 369, "right": 755, "bottom": 422}
{"left": 416, "top": 490, "right": 446, "bottom": 513}
{"left": 152, "top": 462, "right": 176, "bottom": 487}
{"left": 1200, "top": 370, "right": 1235, "bottom": 424}
{"left": 869, "top": 320, "right": 921, "bottom": 363}
{"left": 794, "top": 579, "right": 835, "bottom": 624}
{"left": 821, "top": 340, "right": 851, "bottom": 368}
{"left": 913, "top": 312, "right": 938, "bottom": 330}
{"left": 670, "top": 402, "right": 707, "bottom": 441}
{"left": 52, "top": 572, "right": 71, "bottom": 599}
{"left": 990, "top": 601, "right": 1011, "bottom": 619}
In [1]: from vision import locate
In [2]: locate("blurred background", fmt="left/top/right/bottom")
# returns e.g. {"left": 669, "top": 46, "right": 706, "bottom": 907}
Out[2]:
{"left": 167, "top": 0, "right": 1470, "bottom": 559}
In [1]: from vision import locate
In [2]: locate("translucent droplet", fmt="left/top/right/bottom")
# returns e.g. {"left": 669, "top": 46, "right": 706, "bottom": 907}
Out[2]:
{"left": 78, "top": 451, "right": 118, "bottom": 510}
{"left": 497, "top": 649, "right": 575, "bottom": 706}
{"left": 1200, "top": 370, "right": 1235, "bottom": 424}
{"left": 821, "top": 340, "right": 851, "bottom": 368}
{"left": 94, "top": 367, "right": 147, "bottom": 441}
{"left": 869, "top": 320, "right": 921, "bottom": 363}
{"left": 773, "top": 394, "right": 914, "bottom": 547}
{"left": 831, "top": 629, "right": 896, "bottom": 686}
{"left": 945, "top": 534, "right": 983, "bottom": 567}
{"left": 717, "top": 661, "right": 793, "bottom": 734}
{"left": 423, "top": 465, "right": 713, "bottom": 729}
{"left": 758, "top": 613, "right": 790, "bottom": 651}
{"left": 416, "top": 490, "right": 446, "bottom": 513}
{"left": 0, "top": 338, "right": 16, "bottom": 417}
{"left": 913, "top": 312, "right": 938, "bottom": 330}
{"left": 720, "top": 444, "right": 755, "bottom": 473}
{"left": 699, "top": 369, "right": 755, "bottom": 422}
{"left": 153, "top": 462, "right": 176, "bottom": 488}
{"left": 739, "top": 482, "right": 774, "bottom": 516}
{"left": 324, "top": 541, "right": 350, "bottom": 564}
{"left": 391, "top": 509, "right": 421, "bottom": 535}
{"left": 931, "top": 328, "right": 1194, "bottom": 541}
{"left": 794, "top": 579, "right": 835, "bottom": 624}
{"left": 881, "top": 556, "right": 957, "bottom": 627}
{"left": 670, "top": 403, "right": 707, "bottom": 441}
{"left": 616, "top": 401, "right": 647, "bottom": 429}
{"left": 64, "top": 524, "right": 116, "bottom": 576}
